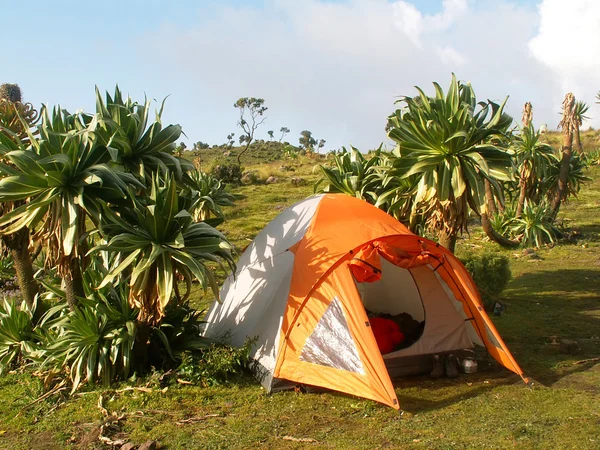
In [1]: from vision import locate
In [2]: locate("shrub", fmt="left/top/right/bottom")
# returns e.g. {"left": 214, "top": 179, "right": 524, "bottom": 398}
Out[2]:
{"left": 460, "top": 252, "right": 511, "bottom": 310}
{"left": 0, "top": 298, "right": 40, "bottom": 374}
{"left": 211, "top": 162, "right": 243, "bottom": 183}
{"left": 151, "top": 301, "right": 213, "bottom": 366}
{"left": 510, "top": 201, "right": 560, "bottom": 248}
{"left": 583, "top": 149, "right": 600, "bottom": 166}
{"left": 40, "top": 294, "right": 138, "bottom": 392}
{"left": 240, "top": 170, "right": 261, "bottom": 185}
{"left": 176, "top": 337, "right": 256, "bottom": 387}
{"left": 489, "top": 207, "right": 516, "bottom": 238}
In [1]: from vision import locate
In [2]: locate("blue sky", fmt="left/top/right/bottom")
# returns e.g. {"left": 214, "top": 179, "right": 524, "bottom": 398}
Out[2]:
{"left": 4, "top": 0, "right": 598, "bottom": 150}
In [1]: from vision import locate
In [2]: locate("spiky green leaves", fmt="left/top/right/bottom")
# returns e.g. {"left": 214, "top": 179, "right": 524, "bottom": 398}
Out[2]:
{"left": 93, "top": 86, "right": 193, "bottom": 182}
{"left": 91, "top": 175, "right": 235, "bottom": 325}
{"left": 387, "top": 74, "right": 514, "bottom": 236}
{"left": 0, "top": 106, "right": 142, "bottom": 259}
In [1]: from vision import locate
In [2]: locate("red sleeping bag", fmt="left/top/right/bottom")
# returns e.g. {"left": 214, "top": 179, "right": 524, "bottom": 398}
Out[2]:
{"left": 369, "top": 317, "right": 405, "bottom": 354}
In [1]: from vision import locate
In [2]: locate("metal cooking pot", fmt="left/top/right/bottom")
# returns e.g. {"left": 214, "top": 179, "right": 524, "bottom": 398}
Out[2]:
{"left": 460, "top": 357, "right": 478, "bottom": 373}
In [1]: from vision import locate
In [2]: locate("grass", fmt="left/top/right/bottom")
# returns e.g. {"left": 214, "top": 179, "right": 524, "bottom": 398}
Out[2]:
{"left": 1, "top": 148, "right": 599, "bottom": 449}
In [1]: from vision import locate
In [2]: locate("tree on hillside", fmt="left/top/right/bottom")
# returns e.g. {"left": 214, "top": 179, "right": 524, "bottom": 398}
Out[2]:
{"left": 226, "top": 133, "right": 235, "bottom": 148}
{"left": 193, "top": 141, "right": 210, "bottom": 151}
{"left": 175, "top": 141, "right": 187, "bottom": 156}
{"left": 234, "top": 97, "right": 267, "bottom": 165}
{"left": 267, "top": 130, "right": 274, "bottom": 140}
{"left": 316, "top": 139, "right": 326, "bottom": 153}
{"left": 299, "top": 130, "right": 315, "bottom": 152}
{"left": 279, "top": 127, "right": 290, "bottom": 143}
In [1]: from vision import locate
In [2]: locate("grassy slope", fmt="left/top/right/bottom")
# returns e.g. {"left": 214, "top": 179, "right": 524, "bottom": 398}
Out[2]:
{"left": 1, "top": 147, "right": 599, "bottom": 449}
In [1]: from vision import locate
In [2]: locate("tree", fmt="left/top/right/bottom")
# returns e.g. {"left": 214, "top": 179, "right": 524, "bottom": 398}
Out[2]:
{"left": 299, "top": 130, "right": 316, "bottom": 153}
{"left": 93, "top": 86, "right": 192, "bottom": 184}
{"left": 316, "top": 139, "right": 326, "bottom": 153}
{"left": 226, "top": 133, "right": 235, "bottom": 148}
{"left": 0, "top": 83, "right": 39, "bottom": 143}
{"left": 550, "top": 93, "right": 576, "bottom": 218}
{"left": 279, "top": 127, "right": 290, "bottom": 143}
{"left": 0, "top": 87, "right": 189, "bottom": 309}
{"left": 193, "top": 141, "right": 209, "bottom": 151}
{"left": 267, "top": 130, "right": 274, "bottom": 140}
{"left": 387, "top": 74, "right": 513, "bottom": 253}
{"left": 234, "top": 97, "right": 267, "bottom": 165}
{"left": 175, "top": 141, "right": 187, "bottom": 156}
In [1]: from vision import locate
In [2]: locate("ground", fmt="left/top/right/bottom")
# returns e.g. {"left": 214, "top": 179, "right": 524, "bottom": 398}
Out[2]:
{"left": 0, "top": 151, "right": 598, "bottom": 449}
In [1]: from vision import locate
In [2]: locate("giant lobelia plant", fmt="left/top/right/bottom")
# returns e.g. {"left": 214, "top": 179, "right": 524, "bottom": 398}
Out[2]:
{"left": 0, "top": 106, "right": 142, "bottom": 308}
{"left": 92, "top": 174, "right": 235, "bottom": 326}
{"left": 512, "top": 123, "right": 557, "bottom": 218}
{"left": 387, "top": 74, "right": 514, "bottom": 252}
{"left": 181, "top": 168, "right": 235, "bottom": 223}
{"left": 93, "top": 86, "right": 193, "bottom": 184}
{"left": 314, "top": 147, "right": 420, "bottom": 229}
{"left": 0, "top": 84, "right": 41, "bottom": 309}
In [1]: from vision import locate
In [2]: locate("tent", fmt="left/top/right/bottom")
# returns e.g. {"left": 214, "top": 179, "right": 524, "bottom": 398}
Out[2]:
{"left": 204, "top": 194, "right": 527, "bottom": 409}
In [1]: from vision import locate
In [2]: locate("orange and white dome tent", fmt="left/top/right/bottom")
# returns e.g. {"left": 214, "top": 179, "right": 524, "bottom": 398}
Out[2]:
{"left": 204, "top": 194, "right": 527, "bottom": 409}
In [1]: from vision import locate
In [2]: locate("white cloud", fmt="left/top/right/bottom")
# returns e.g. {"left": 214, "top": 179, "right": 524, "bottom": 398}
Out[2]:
{"left": 141, "top": 0, "right": 599, "bottom": 149}
{"left": 437, "top": 46, "right": 467, "bottom": 66}
{"left": 529, "top": 0, "right": 600, "bottom": 112}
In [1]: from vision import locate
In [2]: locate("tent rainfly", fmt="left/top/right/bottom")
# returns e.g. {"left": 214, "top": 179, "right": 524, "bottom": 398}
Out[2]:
{"left": 204, "top": 194, "right": 528, "bottom": 409}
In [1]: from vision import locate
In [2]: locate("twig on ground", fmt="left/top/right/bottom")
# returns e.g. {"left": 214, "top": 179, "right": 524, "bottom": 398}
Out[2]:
{"left": 176, "top": 414, "right": 222, "bottom": 425}
{"left": 572, "top": 357, "right": 600, "bottom": 365}
{"left": 18, "top": 381, "right": 67, "bottom": 415}
{"left": 281, "top": 436, "right": 318, "bottom": 443}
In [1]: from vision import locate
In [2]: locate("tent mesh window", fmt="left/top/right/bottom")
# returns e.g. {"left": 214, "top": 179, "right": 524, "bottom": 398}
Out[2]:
{"left": 299, "top": 297, "right": 365, "bottom": 374}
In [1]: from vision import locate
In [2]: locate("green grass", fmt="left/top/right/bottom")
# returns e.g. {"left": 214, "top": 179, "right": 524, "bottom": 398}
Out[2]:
{"left": 1, "top": 154, "right": 599, "bottom": 449}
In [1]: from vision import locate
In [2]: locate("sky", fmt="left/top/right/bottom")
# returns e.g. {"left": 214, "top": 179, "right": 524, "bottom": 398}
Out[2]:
{"left": 3, "top": 0, "right": 600, "bottom": 150}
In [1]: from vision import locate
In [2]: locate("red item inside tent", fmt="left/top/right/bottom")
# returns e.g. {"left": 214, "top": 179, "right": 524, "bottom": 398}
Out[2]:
{"left": 369, "top": 317, "right": 405, "bottom": 354}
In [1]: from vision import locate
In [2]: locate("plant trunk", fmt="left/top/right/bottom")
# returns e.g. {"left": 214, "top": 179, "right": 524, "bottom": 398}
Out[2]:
{"left": 481, "top": 211, "right": 519, "bottom": 249}
{"left": 482, "top": 178, "right": 519, "bottom": 248}
{"left": 2, "top": 227, "right": 38, "bottom": 310}
{"left": 552, "top": 93, "right": 575, "bottom": 220}
{"left": 236, "top": 141, "right": 252, "bottom": 166}
{"left": 551, "top": 133, "right": 574, "bottom": 220}
{"left": 484, "top": 178, "right": 498, "bottom": 216}
{"left": 135, "top": 321, "right": 152, "bottom": 372}
{"left": 515, "top": 177, "right": 528, "bottom": 219}
{"left": 573, "top": 124, "right": 583, "bottom": 154}
{"left": 437, "top": 229, "right": 457, "bottom": 253}
{"left": 63, "top": 257, "right": 84, "bottom": 310}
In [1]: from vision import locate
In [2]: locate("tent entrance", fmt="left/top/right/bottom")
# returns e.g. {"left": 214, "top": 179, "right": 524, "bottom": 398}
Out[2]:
{"left": 355, "top": 257, "right": 426, "bottom": 352}
{"left": 353, "top": 255, "right": 477, "bottom": 375}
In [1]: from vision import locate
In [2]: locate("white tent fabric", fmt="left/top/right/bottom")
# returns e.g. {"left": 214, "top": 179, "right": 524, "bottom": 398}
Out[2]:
{"left": 204, "top": 196, "right": 323, "bottom": 388}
